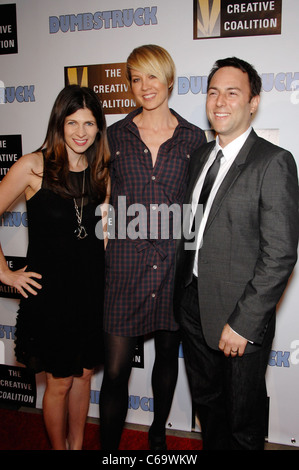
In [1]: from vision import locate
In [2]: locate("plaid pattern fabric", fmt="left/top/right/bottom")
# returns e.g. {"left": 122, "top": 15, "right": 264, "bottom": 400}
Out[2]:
{"left": 104, "top": 108, "right": 206, "bottom": 336}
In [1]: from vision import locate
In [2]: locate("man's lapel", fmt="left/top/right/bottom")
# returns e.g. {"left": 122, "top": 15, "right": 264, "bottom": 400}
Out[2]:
{"left": 185, "top": 142, "right": 215, "bottom": 204}
{"left": 205, "top": 130, "right": 259, "bottom": 231}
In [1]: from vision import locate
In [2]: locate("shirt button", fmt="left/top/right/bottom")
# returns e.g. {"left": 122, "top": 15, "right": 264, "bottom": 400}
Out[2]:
{"left": 144, "top": 148, "right": 148, "bottom": 153}
{"left": 152, "top": 293, "right": 156, "bottom": 298}
{"left": 151, "top": 175, "right": 156, "bottom": 180}
{"left": 153, "top": 265, "right": 157, "bottom": 270}
{"left": 152, "top": 205, "right": 157, "bottom": 210}
{"left": 116, "top": 151, "right": 120, "bottom": 155}
{"left": 187, "top": 154, "right": 190, "bottom": 159}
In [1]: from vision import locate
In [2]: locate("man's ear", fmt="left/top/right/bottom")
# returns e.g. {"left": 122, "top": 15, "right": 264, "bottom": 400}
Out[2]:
{"left": 250, "top": 95, "right": 260, "bottom": 115}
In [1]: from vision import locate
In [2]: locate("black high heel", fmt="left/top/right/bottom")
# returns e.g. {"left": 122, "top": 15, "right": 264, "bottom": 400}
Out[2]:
{"left": 148, "top": 426, "right": 167, "bottom": 451}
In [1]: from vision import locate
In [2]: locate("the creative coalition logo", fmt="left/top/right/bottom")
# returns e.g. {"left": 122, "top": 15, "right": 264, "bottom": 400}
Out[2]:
{"left": 0, "top": 364, "right": 36, "bottom": 408}
{"left": 0, "top": 257, "right": 27, "bottom": 299}
{"left": 193, "top": 0, "right": 281, "bottom": 39}
{"left": 0, "top": 3, "right": 18, "bottom": 55}
{"left": 65, "top": 63, "right": 137, "bottom": 114}
{"left": 0, "top": 135, "right": 22, "bottom": 180}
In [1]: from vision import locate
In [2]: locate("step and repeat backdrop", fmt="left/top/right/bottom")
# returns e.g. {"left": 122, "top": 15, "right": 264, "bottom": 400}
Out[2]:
{"left": 0, "top": 0, "right": 298, "bottom": 447}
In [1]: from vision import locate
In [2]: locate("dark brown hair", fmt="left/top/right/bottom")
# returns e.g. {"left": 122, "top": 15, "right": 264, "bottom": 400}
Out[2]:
{"left": 37, "top": 85, "right": 110, "bottom": 201}
{"left": 208, "top": 57, "right": 262, "bottom": 100}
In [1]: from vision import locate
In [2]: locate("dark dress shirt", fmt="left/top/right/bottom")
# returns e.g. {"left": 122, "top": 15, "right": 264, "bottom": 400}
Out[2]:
{"left": 104, "top": 107, "right": 206, "bottom": 336}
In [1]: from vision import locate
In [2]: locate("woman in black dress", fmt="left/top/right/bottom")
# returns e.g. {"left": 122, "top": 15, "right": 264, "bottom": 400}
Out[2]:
{"left": 0, "top": 85, "right": 109, "bottom": 449}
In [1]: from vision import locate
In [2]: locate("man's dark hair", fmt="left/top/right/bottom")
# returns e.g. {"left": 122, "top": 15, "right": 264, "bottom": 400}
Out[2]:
{"left": 207, "top": 57, "right": 262, "bottom": 99}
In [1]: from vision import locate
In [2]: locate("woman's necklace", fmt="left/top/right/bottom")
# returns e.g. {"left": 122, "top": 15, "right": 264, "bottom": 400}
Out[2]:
{"left": 73, "top": 169, "right": 88, "bottom": 240}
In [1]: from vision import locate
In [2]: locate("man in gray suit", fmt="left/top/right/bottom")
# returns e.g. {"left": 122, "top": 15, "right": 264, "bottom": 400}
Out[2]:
{"left": 174, "top": 57, "right": 299, "bottom": 450}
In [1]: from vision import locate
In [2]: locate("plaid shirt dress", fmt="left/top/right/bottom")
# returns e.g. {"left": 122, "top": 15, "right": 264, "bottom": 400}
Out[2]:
{"left": 104, "top": 108, "right": 206, "bottom": 336}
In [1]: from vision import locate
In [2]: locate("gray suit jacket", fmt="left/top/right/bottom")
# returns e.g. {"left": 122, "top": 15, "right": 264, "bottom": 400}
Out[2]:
{"left": 174, "top": 130, "right": 299, "bottom": 352}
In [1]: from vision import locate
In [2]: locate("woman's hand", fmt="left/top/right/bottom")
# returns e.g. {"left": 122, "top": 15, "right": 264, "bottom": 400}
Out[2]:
{"left": 0, "top": 266, "right": 42, "bottom": 298}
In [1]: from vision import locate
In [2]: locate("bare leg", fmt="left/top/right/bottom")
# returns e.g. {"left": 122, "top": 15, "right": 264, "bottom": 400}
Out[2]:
{"left": 43, "top": 373, "right": 73, "bottom": 450}
{"left": 67, "top": 368, "right": 93, "bottom": 450}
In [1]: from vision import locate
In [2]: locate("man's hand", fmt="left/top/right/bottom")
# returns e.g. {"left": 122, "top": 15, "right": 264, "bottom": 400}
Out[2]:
{"left": 218, "top": 323, "right": 247, "bottom": 357}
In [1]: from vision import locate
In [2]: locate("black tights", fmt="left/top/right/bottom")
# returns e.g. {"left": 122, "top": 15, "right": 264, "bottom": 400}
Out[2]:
{"left": 100, "top": 330, "right": 181, "bottom": 450}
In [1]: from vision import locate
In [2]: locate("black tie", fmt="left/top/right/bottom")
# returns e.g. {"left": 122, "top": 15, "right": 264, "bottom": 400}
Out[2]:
{"left": 198, "top": 149, "right": 223, "bottom": 211}
{"left": 183, "top": 149, "right": 223, "bottom": 286}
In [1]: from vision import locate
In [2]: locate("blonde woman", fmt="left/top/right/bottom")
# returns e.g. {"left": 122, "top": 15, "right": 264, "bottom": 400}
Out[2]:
{"left": 100, "top": 45, "right": 206, "bottom": 450}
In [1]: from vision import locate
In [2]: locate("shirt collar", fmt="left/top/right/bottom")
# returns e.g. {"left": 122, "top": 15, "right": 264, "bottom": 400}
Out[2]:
{"left": 215, "top": 127, "right": 252, "bottom": 162}
{"left": 119, "top": 107, "right": 196, "bottom": 131}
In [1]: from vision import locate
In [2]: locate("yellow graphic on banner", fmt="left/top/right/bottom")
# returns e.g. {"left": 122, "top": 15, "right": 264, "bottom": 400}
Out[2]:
{"left": 67, "top": 67, "right": 88, "bottom": 87}
{"left": 196, "top": 0, "right": 220, "bottom": 38}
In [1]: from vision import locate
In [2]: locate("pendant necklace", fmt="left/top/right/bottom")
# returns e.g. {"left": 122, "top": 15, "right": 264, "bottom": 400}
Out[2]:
{"left": 74, "top": 169, "right": 88, "bottom": 240}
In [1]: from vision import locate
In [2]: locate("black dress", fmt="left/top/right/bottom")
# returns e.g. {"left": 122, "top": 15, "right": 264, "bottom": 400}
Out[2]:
{"left": 14, "top": 167, "right": 105, "bottom": 378}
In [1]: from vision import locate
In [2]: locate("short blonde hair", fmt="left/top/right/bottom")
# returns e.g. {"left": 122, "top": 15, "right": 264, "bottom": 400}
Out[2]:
{"left": 126, "top": 44, "right": 175, "bottom": 94}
